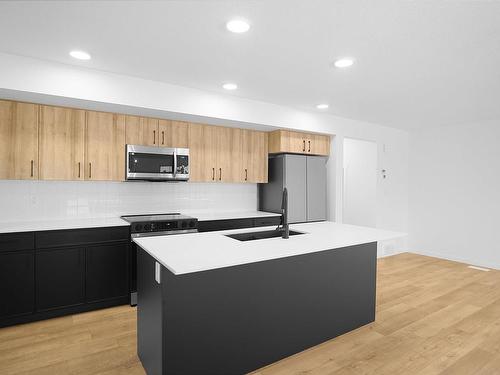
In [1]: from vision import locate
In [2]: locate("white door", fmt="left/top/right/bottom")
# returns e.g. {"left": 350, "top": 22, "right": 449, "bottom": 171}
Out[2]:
{"left": 343, "top": 138, "right": 377, "bottom": 227}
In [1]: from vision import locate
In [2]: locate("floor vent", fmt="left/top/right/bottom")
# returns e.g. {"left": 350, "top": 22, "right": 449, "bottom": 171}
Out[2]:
{"left": 468, "top": 265, "right": 490, "bottom": 272}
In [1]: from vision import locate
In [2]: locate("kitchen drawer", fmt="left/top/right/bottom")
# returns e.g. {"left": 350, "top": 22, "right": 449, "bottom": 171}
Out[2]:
{"left": 36, "top": 226, "right": 130, "bottom": 249}
{"left": 253, "top": 216, "right": 281, "bottom": 228}
{"left": 198, "top": 218, "right": 255, "bottom": 233}
{"left": 0, "top": 232, "right": 35, "bottom": 253}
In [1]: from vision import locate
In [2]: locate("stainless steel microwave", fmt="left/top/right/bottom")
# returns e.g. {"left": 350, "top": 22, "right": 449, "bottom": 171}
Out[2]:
{"left": 126, "top": 145, "right": 189, "bottom": 181}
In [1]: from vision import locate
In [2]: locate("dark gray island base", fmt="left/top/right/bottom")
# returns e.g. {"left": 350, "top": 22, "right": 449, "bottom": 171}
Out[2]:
{"left": 137, "top": 242, "right": 377, "bottom": 375}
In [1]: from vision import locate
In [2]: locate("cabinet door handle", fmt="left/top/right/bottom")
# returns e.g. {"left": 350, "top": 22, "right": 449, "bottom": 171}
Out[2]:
{"left": 302, "top": 140, "right": 306, "bottom": 152}
{"left": 308, "top": 140, "right": 311, "bottom": 152}
{"left": 245, "top": 168, "right": 248, "bottom": 181}
{"left": 30, "top": 160, "right": 34, "bottom": 177}
{"left": 89, "top": 162, "right": 92, "bottom": 179}
{"left": 212, "top": 167, "right": 215, "bottom": 181}
{"left": 162, "top": 131, "right": 165, "bottom": 145}
{"left": 153, "top": 130, "right": 156, "bottom": 145}
{"left": 78, "top": 162, "right": 81, "bottom": 178}
{"left": 219, "top": 168, "right": 222, "bottom": 181}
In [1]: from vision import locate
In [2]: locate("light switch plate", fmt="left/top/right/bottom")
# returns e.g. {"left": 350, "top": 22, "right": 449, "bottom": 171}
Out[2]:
{"left": 155, "top": 262, "right": 161, "bottom": 284}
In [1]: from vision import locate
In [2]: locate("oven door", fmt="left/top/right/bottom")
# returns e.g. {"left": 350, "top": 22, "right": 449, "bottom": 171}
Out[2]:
{"left": 174, "top": 148, "right": 190, "bottom": 181}
{"left": 126, "top": 145, "right": 175, "bottom": 180}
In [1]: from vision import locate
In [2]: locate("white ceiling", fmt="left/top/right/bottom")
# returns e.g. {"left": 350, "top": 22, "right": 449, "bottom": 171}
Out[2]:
{"left": 0, "top": 0, "right": 499, "bottom": 130}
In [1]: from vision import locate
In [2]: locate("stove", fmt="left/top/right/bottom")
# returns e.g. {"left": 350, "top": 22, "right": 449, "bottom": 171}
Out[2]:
{"left": 121, "top": 213, "right": 198, "bottom": 306}
{"left": 121, "top": 213, "right": 198, "bottom": 238}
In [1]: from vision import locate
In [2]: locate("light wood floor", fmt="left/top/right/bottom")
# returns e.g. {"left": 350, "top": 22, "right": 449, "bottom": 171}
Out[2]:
{"left": 1, "top": 253, "right": 500, "bottom": 375}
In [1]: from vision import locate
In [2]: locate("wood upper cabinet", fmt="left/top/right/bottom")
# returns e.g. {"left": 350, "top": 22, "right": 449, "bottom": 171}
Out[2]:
{"left": 268, "top": 130, "right": 330, "bottom": 156}
{"left": 309, "top": 133, "right": 330, "bottom": 156}
{"left": 0, "top": 100, "right": 39, "bottom": 179}
{"left": 189, "top": 124, "right": 253, "bottom": 183}
{"left": 85, "top": 111, "right": 126, "bottom": 181}
{"left": 125, "top": 115, "right": 158, "bottom": 147}
{"left": 242, "top": 130, "right": 268, "bottom": 183}
{"left": 289, "top": 131, "right": 308, "bottom": 154}
{"left": 216, "top": 127, "right": 242, "bottom": 183}
{"left": 126, "top": 117, "right": 189, "bottom": 148}
{"left": 158, "top": 120, "right": 189, "bottom": 148}
{"left": 188, "top": 123, "right": 217, "bottom": 182}
{"left": 39, "top": 105, "right": 85, "bottom": 180}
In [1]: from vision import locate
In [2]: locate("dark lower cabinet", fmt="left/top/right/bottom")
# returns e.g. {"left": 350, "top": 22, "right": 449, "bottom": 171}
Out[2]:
{"left": 36, "top": 247, "right": 85, "bottom": 311}
{"left": 0, "top": 251, "right": 35, "bottom": 318}
{"left": 0, "top": 227, "right": 130, "bottom": 328}
{"left": 86, "top": 243, "right": 129, "bottom": 303}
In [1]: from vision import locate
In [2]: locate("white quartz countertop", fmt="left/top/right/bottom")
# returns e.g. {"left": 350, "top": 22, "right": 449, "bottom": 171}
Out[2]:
{"left": 134, "top": 221, "right": 406, "bottom": 275}
{"left": 0, "top": 217, "right": 130, "bottom": 233}
{"left": 0, "top": 211, "right": 279, "bottom": 233}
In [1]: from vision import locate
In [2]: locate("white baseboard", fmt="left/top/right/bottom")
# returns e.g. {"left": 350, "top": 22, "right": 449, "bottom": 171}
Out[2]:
{"left": 407, "top": 249, "right": 500, "bottom": 271}
{"left": 377, "top": 236, "right": 408, "bottom": 258}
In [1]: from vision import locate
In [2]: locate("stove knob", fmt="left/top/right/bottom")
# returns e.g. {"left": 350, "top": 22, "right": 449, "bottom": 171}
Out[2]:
{"left": 189, "top": 221, "right": 195, "bottom": 228}
{"left": 181, "top": 221, "right": 187, "bottom": 228}
{"left": 144, "top": 224, "right": 151, "bottom": 231}
{"left": 134, "top": 224, "right": 143, "bottom": 232}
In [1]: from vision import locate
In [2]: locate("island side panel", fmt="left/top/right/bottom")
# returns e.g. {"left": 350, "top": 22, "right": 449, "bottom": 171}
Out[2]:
{"left": 160, "top": 242, "right": 377, "bottom": 375}
{"left": 137, "top": 247, "right": 163, "bottom": 375}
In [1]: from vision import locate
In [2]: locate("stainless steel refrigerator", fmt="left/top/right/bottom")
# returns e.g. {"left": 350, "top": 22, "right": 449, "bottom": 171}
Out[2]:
{"left": 259, "top": 154, "right": 327, "bottom": 223}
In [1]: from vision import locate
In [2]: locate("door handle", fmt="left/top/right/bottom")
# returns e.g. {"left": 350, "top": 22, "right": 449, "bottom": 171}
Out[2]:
{"left": 302, "top": 140, "right": 306, "bottom": 152}
{"left": 89, "top": 162, "right": 92, "bottom": 179}
{"left": 219, "top": 168, "right": 222, "bottom": 181}
{"left": 308, "top": 140, "right": 311, "bottom": 152}
{"left": 212, "top": 167, "right": 215, "bottom": 181}
{"left": 30, "top": 160, "right": 34, "bottom": 177}
{"left": 245, "top": 168, "right": 248, "bottom": 181}
{"left": 78, "top": 162, "right": 81, "bottom": 178}
{"left": 162, "top": 131, "right": 165, "bottom": 145}
{"left": 153, "top": 130, "right": 156, "bottom": 145}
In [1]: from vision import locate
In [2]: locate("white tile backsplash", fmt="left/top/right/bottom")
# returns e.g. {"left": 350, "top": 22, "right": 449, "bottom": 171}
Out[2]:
{"left": 0, "top": 180, "right": 258, "bottom": 222}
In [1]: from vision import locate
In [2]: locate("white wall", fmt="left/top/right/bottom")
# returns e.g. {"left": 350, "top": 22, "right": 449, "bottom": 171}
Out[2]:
{"left": 409, "top": 120, "right": 500, "bottom": 269}
{"left": 0, "top": 180, "right": 257, "bottom": 222}
{"left": 343, "top": 138, "right": 378, "bottom": 227}
{"left": 0, "top": 52, "right": 409, "bottom": 254}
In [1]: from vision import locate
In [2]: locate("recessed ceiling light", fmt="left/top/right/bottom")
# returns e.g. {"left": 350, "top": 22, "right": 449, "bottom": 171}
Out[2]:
{"left": 69, "top": 50, "right": 91, "bottom": 60}
{"left": 316, "top": 104, "right": 329, "bottom": 110}
{"left": 223, "top": 83, "right": 238, "bottom": 90}
{"left": 226, "top": 19, "right": 250, "bottom": 33}
{"left": 334, "top": 58, "right": 354, "bottom": 68}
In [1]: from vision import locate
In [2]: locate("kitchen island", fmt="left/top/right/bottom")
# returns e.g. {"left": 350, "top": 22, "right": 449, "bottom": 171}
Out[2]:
{"left": 134, "top": 222, "right": 404, "bottom": 375}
